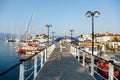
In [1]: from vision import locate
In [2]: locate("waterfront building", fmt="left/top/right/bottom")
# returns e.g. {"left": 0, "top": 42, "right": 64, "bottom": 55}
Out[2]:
{"left": 95, "top": 32, "right": 120, "bottom": 48}
{"left": 78, "top": 34, "right": 92, "bottom": 42}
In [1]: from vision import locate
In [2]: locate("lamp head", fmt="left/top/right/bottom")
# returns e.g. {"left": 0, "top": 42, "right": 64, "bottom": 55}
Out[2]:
{"left": 45, "top": 24, "right": 52, "bottom": 28}
{"left": 86, "top": 11, "right": 100, "bottom": 17}
{"left": 86, "top": 11, "right": 92, "bottom": 17}
{"left": 69, "top": 29, "right": 74, "bottom": 32}
{"left": 94, "top": 11, "right": 100, "bottom": 17}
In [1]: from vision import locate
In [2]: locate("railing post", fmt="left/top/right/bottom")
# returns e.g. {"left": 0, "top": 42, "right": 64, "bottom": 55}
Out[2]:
{"left": 82, "top": 52, "right": 85, "bottom": 67}
{"left": 49, "top": 45, "right": 51, "bottom": 56}
{"left": 44, "top": 49, "right": 47, "bottom": 63}
{"left": 49, "top": 46, "right": 52, "bottom": 55}
{"left": 59, "top": 41, "right": 62, "bottom": 52}
{"left": 19, "top": 60, "right": 25, "bottom": 80}
{"left": 50, "top": 44, "right": 54, "bottom": 54}
{"left": 77, "top": 49, "right": 80, "bottom": 62}
{"left": 76, "top": 47, "right": 77, "bottom": 57}
{"left": 72, "top": 46, "right": 74, "bottom": 56}
{"left": 91, "top": 55, "right": 94, "bottom": 76}
{"left": 41, "top": 51, "right": 43, "bottom": 68}
{"left": 70, "top": 46, "right": 72, "bottom": 53}
{"left": 46, "top": 47, "right": 49, "bottom": 58}
{"left": 48, "top": 46, "right": 50, "bottom": 57}
{"left": 74, "top": 47, "right": 76, "bottom": 57}
{"left": 60, "top": 44, "right": 62, "bottom": 52}
{"left": 70, "top": 46, "right": 73, "bottom": 55}
{"left": 34, "top": 53, "right": 37, "bottom": 79}
{"left": 52, "top": 44, "right": 55, "bottom": 52}
{"left": 71, "top": 46, "right": 74, "bottom": 56}
{"left": 108, "top": 61, "right": 114, "bottom": 80}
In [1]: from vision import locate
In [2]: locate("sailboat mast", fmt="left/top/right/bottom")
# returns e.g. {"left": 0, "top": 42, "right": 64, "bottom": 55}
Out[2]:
{"left": 22, "top": 13, "right": 34, "bottom": 39}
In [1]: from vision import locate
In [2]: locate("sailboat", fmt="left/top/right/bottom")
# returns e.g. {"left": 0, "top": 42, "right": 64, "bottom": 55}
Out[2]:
{"left": 17, "top": 13, "right": 39, "bottom": 55}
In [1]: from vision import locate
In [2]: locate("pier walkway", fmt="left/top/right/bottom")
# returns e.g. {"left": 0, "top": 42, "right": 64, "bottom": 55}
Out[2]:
{"left": 35, "top": 48, "right": 94, "bottom": 80}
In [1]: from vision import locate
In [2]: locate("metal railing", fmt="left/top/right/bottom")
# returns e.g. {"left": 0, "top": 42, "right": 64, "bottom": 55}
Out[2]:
{"left": 70, "top": 46, "right": 120, "bottom": 80}
{"left": 0, "top": 44, "right": 55, "bottom": 80}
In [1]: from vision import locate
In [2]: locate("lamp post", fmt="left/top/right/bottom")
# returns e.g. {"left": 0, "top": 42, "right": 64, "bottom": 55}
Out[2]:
{"left": 45, "top": 24, "right": 52, "bottom": 46}
{"left": 86, "top": 11, "right": 100, "bottom": 55}
{"left": 52, "top": 32, "right": 55, "bottom": 43}
{"left": 86, "top": 11, "right": 100, "bottom": 76}
{"left": 69, "top": 29, "right": 74, "bottom": 44}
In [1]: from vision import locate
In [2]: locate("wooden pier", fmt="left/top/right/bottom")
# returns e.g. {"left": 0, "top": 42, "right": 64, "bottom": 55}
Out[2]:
{"left": 35, "top": 48, "right": 94, "bottom": 80}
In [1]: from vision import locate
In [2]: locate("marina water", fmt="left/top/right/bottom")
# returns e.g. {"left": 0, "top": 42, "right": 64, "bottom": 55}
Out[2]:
{"left": 0, "top": 40, "right": 21, "bottom": 80}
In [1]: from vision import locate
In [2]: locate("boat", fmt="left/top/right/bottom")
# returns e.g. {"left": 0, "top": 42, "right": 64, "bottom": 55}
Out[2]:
{"left": 17, "top": 41, "right": 39, "bottom": 54}
{"left": 8, "top": 39, "right": 16, "bottom": 42}
{"left": 97, "top": 60, "right": 120, "bottom": 78}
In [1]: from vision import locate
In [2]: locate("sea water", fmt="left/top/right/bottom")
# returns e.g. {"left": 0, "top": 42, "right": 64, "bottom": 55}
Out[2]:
{"left": 0, "top": 41, "right": 21, "bottom": 80}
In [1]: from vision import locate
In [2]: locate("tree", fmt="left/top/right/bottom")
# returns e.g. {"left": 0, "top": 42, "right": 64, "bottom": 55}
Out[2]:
{"left": 80, "top": 34, "right": 83, "bottom": 38}
{"left": 35, "top": 35, "right": 39, "bottom": 37}
{"left": 114, "top": 37, "right": 118, "bottom": 41}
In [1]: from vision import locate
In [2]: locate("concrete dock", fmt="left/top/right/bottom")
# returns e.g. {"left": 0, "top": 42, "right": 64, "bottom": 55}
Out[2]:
{"left": 35, "top": 48, "right": 94, "bottom": 80}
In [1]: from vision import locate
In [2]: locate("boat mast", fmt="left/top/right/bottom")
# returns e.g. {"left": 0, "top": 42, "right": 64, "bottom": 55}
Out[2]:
{"left": 22, "top": 13, "right": 34, "bottom": 40}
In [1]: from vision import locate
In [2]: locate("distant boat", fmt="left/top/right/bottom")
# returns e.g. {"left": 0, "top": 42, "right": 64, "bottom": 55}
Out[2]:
{"left": 4, "top": 38, "right": 8, "bottom": 42}
{"left": 8, "top": 39, "right": 16, "bottom": 42}
{"left": 4, "top": 38, "right": 16, "bottom": 42}
{"left": 14, "top": 38, "right": 20, "bottom": 42}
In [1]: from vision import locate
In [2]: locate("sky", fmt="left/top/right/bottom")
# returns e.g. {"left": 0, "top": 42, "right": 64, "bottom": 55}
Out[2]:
{"left": 0, "top": 0, "right": 120, "bottom": 36}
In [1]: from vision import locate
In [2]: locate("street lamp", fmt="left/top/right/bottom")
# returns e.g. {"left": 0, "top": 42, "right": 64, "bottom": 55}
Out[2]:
{"left": 45, "top": 24, "right": 52, "bottom": 46}
{"left": 86, "top": 11, "right": 100, "bottom": 76}
{"left": 52, "top": 32, "right": 55, "bottom": 43}
{"left": 86, "top": 11, "right": 100, "bottom": 55}
{"left": 69, "top": 29, "right": 74, "bottom": 44}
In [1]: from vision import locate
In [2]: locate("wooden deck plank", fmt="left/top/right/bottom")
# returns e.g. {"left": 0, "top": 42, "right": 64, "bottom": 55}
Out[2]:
{"left": 35, "top": 48, "right": 94, "bottom": 80}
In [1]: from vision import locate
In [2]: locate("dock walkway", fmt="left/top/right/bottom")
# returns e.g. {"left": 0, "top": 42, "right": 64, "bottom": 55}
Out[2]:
{"left": 35, "top": 48, "right": 94, "bottom": 80}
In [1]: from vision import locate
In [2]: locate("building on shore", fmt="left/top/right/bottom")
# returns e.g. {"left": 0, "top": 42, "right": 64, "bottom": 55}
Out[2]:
{"left": 95, "top": 32, "right": 120, "bottom": 48}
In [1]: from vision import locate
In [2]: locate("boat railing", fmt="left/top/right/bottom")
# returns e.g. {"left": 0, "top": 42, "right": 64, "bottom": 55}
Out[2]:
{"left": 0, "top": 44, "right": 55, "bottom": 80}
{"left": 70, "top": 46, "right": 120, "bottom": 80}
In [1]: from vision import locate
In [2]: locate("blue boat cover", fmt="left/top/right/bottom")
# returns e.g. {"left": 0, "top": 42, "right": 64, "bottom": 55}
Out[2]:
{"left": 54, "top": 36, "right": 80, "bottom": 42}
